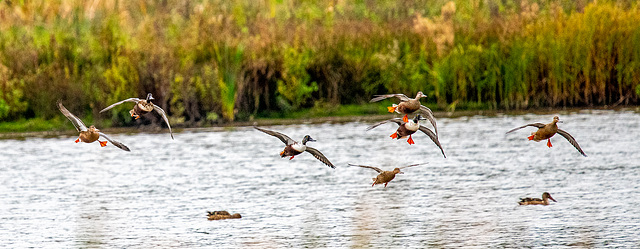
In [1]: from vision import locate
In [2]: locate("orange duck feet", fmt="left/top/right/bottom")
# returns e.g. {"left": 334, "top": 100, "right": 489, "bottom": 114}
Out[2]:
{"left": 387, "top": 106, "right": 397, "bottom": 113}
{"left": 407, "top": 136, "right": 415, "bottom": 145}
{"left": 289, "top": 156, "right": 295, "bottom": 160}
{"left": 390, "top": 132, "right": 398, "bottom": 139}
{"left": 527, "top": 135, "right": 535, "bottom": 141}
{"left": 75, "top": 138, "right": 80, "bottom": 143}
{"left": 99, "top": 141, "right": 108, "bottom": 147}
{"left": 547, "top": 139, "right": 552, "bottom": 148}
{"left": 384, "top": 183, "right": 388, "bottom": 188}
{"left": 402, "top": 115, "right": 409, "bottom": 123}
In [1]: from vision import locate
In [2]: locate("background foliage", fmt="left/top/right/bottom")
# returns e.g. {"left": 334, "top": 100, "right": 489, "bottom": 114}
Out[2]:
{"left": 1, "top": 0, "right": 639, "bottom": 128}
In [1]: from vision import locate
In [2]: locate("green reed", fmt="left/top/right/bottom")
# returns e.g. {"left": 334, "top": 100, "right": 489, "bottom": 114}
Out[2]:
{"left": 0, "top": 0, "right": 639, "bottom": 128}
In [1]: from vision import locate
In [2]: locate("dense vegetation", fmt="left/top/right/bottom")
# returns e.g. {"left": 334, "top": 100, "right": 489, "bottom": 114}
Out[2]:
{"left": 1, "top": 0, "right": 639, "bottom": 129}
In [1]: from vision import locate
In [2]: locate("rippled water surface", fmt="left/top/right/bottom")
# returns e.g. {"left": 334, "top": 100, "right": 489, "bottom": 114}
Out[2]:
{"left": 2, "top": 111, "right": 640, "bottom": 248}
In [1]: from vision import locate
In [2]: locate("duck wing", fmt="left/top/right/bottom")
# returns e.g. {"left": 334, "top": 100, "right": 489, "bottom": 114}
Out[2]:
{"left": 557, "top": 129, "right": 587, "bottom": 157}
{"left": 305, "top": 146, "right": 335, "bottom": 168}
{"left": 152, "top": 103, "right": 174, "bottom": 140}
{"left": 370, "top": 93, "right": 410, "bottom": 103}
{"left": 347, "top": 164, "right": 384, "bottom": 173}
{"left": 366, "top": 118, "right": 403, "bottom": 131}
{"left": 254, "top": 126, "right": 296, "bottom": 145}
{"left": 99, "top": 98, "right": 142, "bottom": 113}
{"left": 57, "top": 100, "right": 88, "bottom": 132}
{"left": 520, "top": 197, "right": 542, "bottom": 202}
{"left": 505, "top": 123, "right": 546, "bottom": 134}
{"left": 419, "top": 105, "right": 438, "bottom": 136}
{"left": 418, "top": 126, "right": 446, "bottom": 158}
{"left": 399, "top": 162, "right": 429, "bottom": 170}
{"left": 98, "top": 132, "right": 131, "bottom": 152}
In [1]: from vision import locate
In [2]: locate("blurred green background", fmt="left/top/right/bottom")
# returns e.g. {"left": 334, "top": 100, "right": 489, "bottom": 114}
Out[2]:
{"left": 1, "top": 0, "right": 639, "bottom": 131}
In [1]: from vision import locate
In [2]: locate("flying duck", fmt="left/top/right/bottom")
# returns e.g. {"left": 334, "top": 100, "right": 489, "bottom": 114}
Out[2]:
{"left": 370, "top": 91, "right": 437, "bottom": 135}
{"left": 100, "top": 93, "right": 173, "bottom": 139}
{"left": 506, "top": 116, "right": 586, "bottom": 156}
{"left": 367, "top": 114, "right": 446, "bottom": 158}
{"left": 254, "top": 126, "right": 335, "bottom": 168}
{"left": 348, "top": 163, "right": 428, "bottom": 187}
{"left": 57, "top": 100, "right": 130, "bottom": 151}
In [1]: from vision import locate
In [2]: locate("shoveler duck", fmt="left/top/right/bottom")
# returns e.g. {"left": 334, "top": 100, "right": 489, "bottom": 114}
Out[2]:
{"left": 207, "top": 211, "right": 241, "bottom": 220}
{"left": 254, "top": 126, "right": 335, "bottom": 168}
{"left": 57, "top": 100, "right": 130, "bottom": 151}
{"left": 518, "top": 192, "right": 557, "bottom": 205}
{"left": 100, "top": 93, "right": 174, "bottom": 139}
{"left": 367, "top": 114, "right": 446, "bottom": 158}
{"left": 370, "top": 91, "right": 438, "bottom": 136}
{"left": 348, "top": 163, "right": 428, "bottom": 187}
{"left": 506, "top": 116, "right": 586, "bottom": 157}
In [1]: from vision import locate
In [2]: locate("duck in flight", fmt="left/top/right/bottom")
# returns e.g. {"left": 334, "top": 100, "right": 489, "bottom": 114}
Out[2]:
{"left": 254, "top": 126, "right": 335, "bottom": 169}
{"left": 518, "top": 192, "right": 557, "bottom": 205}
{"left": 100, "top": 93, "right": 173, "bottom": 139}
{"left": 348, "top": 163, "right": 428, "bottom": 187}
{"left": 506, "top": 116, "right": 586, "bottom": 157}
{"left": 370, "top": 91, "right": 437, "bottom": 135}
{"left": 367, "top": 114, "right": 446, "bottom": 158}
{"left": 57, "top": 100, "right": 130, "bottom": 151}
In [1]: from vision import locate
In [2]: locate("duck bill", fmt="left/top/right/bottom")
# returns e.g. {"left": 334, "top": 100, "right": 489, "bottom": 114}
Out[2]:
{"left": 398, "top": 171, "right": 404, "bottom": 174}
{"left": 549, "top": 196, "right": 557, "bottom": 202}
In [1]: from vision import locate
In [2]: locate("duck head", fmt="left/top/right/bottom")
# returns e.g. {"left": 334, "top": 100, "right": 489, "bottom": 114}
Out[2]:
{"left": 393, "top": 168, "right": 404, "bottom": 174}
{"left": 553, "top": 116, "right": 562, "bottom": 124}
{"left": 412, "top": 114, "right": 427, "bottom": 123}
{"left": 145, "top": 93, "right": 155, "bottom": 103}
{"left": 302, "top": 135, "right": 316, "bottom": 145}
{"left": 88, "top": 125, "right": 99, "bottom": 132}
{"left": 542, "top": 192, "right": 557, "bottom": 202}
{"left": 415, "top": 91, "right": 427, "bottom": 99}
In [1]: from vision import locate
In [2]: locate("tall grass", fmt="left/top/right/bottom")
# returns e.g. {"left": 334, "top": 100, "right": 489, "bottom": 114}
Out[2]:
{"left": 0, "top": 0, "right": 639, "bottom": 127}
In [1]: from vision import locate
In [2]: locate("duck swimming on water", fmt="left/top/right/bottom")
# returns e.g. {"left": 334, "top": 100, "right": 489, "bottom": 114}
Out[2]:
{"left": 254, "top": 126, "right": 335, "bottom": 169}
{"left": 518, "top": 192, "right": 557, "bottom": 205}
{"left": 506, "top": 116, "right": 586, "bottom": 157}
{"left": 207, "top": 211, "right": 241, "bottom": 220}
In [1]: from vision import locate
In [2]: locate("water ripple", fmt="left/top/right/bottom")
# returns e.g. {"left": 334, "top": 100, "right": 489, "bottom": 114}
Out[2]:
{"left": 1, "top": 111, "right": 640, "bottom": 247}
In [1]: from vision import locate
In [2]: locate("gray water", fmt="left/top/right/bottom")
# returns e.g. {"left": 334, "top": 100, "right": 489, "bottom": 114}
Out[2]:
{"left": 1, "top": 110, "right": 640, "bottom": 248}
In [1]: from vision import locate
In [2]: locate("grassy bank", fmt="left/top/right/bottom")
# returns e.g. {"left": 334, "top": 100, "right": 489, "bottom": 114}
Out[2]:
{"left": 1, "top": 0, "right": 640, "bottom": 129}
{"left": 0, "top": 101, "right": 401, "bottom": 132}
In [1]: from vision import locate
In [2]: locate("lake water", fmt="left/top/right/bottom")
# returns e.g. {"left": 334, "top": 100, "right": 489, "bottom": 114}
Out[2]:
{"left": 1, "top": 110, "right": 640, "bottom": 248}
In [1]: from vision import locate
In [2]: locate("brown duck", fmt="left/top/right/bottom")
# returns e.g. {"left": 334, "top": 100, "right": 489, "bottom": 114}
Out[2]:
{"left": 370, "top": 91, "right": 437, "bottom": 136}
{"left": 518, "top": 192, "right": 557, "bottom": 205}
{"left": 207, "top": 211, "right": 241, "bottom": 220}
{"left": 506, "top": 116, "right": 586, "bottom": 157}
{"left": 367, "top": 114, "right": 446, "bottom": 158}
{"left": 57, "top": 100, "right": 130, "bottom": 151}
{"left": 254, "top": 126, "right": 335, "bottom": 168}
{"left": 348, "top": 163, "right": 428, "bottom": 187}
{"left": 100, "top": 93, "right": 173, "bottom": 139}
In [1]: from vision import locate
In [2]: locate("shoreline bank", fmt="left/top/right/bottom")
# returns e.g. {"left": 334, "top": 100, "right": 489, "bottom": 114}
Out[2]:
{"left": 1, "top": 106, "right": 638, "bottom": 140}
